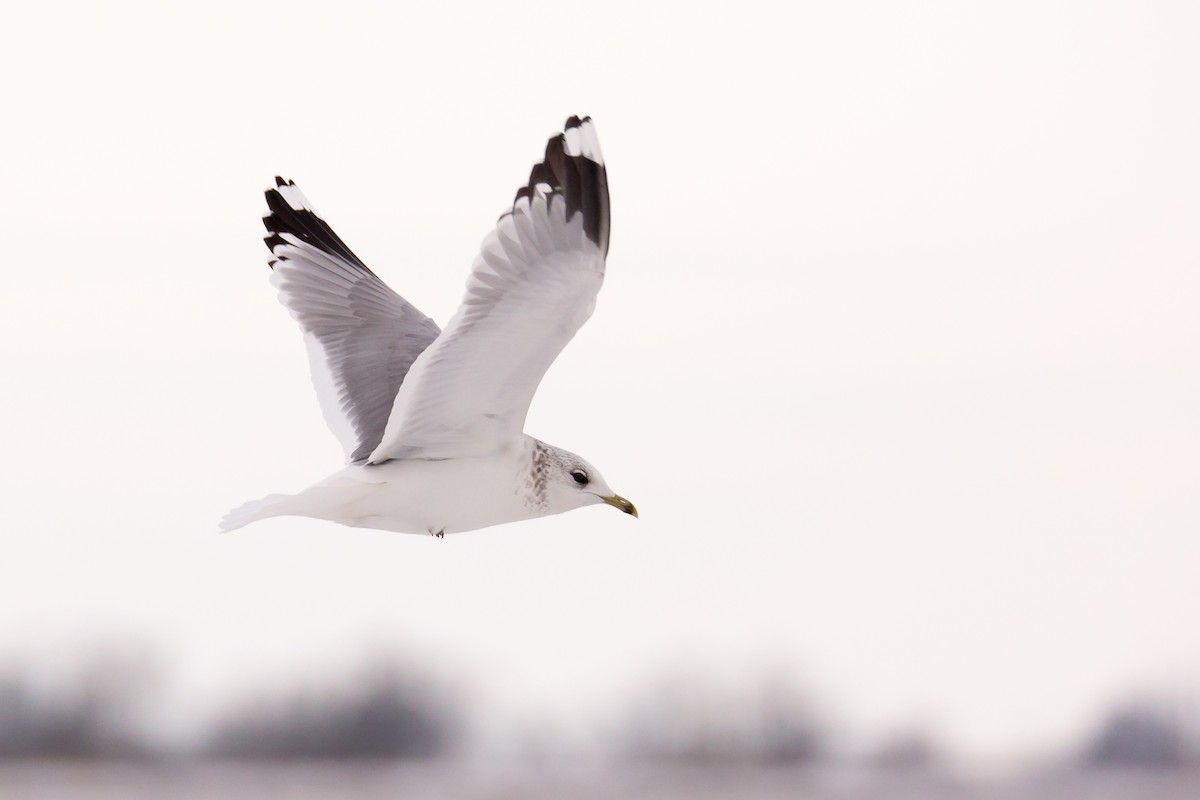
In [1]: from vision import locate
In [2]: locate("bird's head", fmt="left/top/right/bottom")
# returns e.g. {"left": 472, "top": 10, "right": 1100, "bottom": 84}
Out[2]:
{"left": 535, "top": 442, "right": 638, "bottom": 519}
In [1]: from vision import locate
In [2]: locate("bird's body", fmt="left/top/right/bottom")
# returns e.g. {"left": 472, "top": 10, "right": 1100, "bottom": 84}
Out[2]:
{"left": 222, "top": 117, "right": 636, "bottom": 536}
{"left": 225, "top": 437, "right": 571, "bottom": 535}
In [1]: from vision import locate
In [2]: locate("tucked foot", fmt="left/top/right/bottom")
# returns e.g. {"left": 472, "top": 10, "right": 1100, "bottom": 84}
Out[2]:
{"left": 430, "top": 527, "right": 445, "bottom": 539}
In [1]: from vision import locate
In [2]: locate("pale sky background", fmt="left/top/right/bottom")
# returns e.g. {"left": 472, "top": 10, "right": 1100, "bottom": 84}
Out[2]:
{"left": 1, "top": 0, "right": 1198, "bottom": 763}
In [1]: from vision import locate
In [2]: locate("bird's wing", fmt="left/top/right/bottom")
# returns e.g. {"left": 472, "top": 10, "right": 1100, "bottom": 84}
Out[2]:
{"left": 263, "top": 178, "right": 441, "bottom": 464}
{"left": 369, "top": 116, "right": 610, "bottom": 463}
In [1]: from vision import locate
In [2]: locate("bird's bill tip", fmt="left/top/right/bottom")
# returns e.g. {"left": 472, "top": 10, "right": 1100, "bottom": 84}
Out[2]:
{"left": 601, "top": 494, "right": 638, "bottom": 518}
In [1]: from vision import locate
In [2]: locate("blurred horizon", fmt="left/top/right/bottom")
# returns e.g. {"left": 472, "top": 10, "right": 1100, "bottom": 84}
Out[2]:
{"left": 2, "top": 641, "right": 1198, "bottom": 775}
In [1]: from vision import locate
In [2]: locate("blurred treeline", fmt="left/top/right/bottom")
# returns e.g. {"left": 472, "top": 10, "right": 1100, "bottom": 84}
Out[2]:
{"left": 0, "top": 648, "right": 1197, "bottom": 770}
{"left": 0, "top": 652, "right": 456, "bottom": 762}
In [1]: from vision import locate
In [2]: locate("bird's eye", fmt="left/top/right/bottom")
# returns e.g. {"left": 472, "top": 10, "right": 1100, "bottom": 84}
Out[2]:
{"left": 571, "top": 469, "right": 589, "bottom": 485}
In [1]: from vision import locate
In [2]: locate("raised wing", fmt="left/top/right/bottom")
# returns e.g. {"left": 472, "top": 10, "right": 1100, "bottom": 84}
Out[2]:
{"left": 369, "top": 116, "right": 610, "bottom": 463}
{"left": 264, "top": 178, "right": 441, "bottom": 464}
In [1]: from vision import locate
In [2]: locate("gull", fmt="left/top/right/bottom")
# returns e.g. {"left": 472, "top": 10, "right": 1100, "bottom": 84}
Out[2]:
{"left": 221, "top": 116, "right": 637, "bottom": 537}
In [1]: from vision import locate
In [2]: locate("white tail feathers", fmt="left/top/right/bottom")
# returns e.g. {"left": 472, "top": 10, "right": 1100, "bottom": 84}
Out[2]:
{"left": 219, "top": 493, "right": 294, "bottom": 533}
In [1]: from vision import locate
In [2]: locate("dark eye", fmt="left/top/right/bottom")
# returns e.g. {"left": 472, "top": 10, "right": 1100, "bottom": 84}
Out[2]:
{"left": 571, "top": 469, "right": 589, "bottom": 485}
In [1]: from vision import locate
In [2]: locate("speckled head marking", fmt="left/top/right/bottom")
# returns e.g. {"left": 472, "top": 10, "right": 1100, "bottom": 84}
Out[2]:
{"left": 528, "top": 439, "right": 552, "bottom": 511}
{"left": 519, "top": 438, "right": 635, "bottom": 520}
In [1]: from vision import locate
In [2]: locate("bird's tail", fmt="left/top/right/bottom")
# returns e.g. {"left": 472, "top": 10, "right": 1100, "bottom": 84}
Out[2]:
{"left": 219, "top": 493, "right": 295, "bottom": 533}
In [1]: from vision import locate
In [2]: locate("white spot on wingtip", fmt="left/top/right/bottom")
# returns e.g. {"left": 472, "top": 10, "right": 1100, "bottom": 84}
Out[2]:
{"left": 581, "top": 122, "right": 603, "bottom": 164}
{"left": 563, "top": 126, "right": 582, "bottom": 156}
{"left": 277, "top": 183, "right": 313, "bottom": 211}
{"left": 565, "top": 120, "right": 603, "bottom": 165}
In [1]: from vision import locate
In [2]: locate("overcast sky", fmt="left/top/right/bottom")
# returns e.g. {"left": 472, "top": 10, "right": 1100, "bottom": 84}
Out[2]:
{"left": 1, "top": 0, "right": 1197, "bottom": 762}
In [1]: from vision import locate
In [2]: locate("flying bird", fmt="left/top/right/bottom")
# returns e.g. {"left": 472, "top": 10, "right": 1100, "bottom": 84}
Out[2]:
{"left": 221, "top": 117, "right": 637, "bottom": 537}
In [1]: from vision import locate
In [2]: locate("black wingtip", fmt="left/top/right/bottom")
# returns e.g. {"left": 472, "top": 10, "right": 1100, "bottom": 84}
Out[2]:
{"left": 509, "top": 117, "right": 609, "bottom": 254}
{"left": 261, "top": 178, "right": 375, "bottom": 275}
